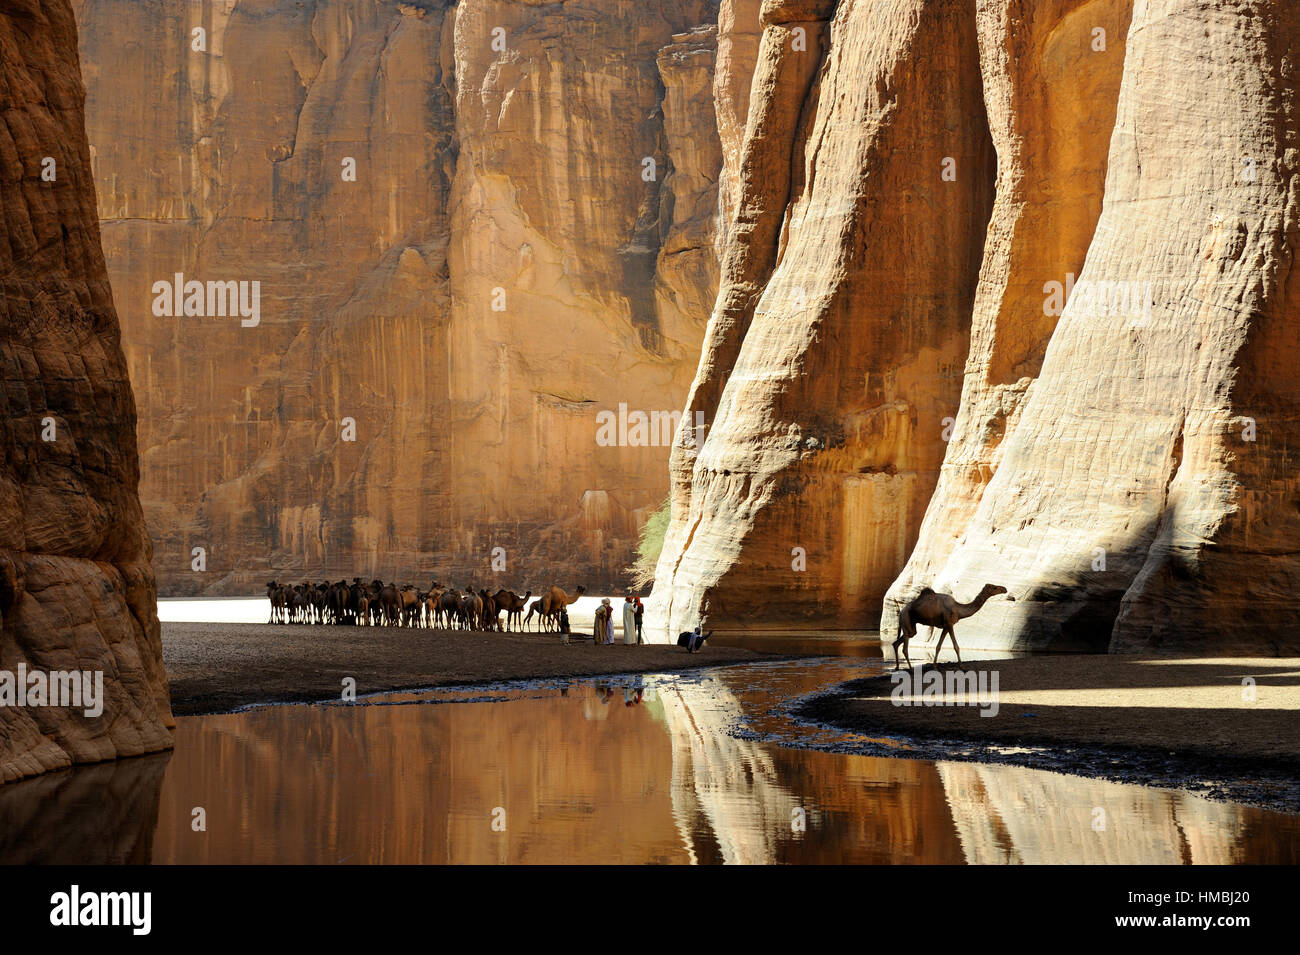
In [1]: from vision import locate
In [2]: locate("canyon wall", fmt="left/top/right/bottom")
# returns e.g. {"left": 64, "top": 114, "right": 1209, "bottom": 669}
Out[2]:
{"left": 887, "top": 0, "right": 1300, "bottom": 654}
{"left": 649, "top": 0, "right": 996, "bottom": 636}
{"left": 0, "top": 0, "right": 173, "bottom": 782}
{"left": 72, "top": 0, "right": 723, "bottom": 595}
{"left": 654, "top": 0, "right": 1300, "bottom": 655}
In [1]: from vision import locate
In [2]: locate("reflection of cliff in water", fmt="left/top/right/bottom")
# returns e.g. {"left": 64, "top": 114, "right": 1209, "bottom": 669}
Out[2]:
{"left": 2, "top": 663, "right": 1298, "bottom": 863}
{"left": 0, "top": 753, "right": 168, "bottom": 864}
{"left": 936, "top": 762, "right": 1300, "bottom": 865}
{"left": 655, "top": 676, "right": 803, "bottom": 864}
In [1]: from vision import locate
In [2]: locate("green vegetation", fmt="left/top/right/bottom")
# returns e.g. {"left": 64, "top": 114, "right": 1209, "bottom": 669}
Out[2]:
{"left": 629, "top": 496, "right": 672, "bottom": 590}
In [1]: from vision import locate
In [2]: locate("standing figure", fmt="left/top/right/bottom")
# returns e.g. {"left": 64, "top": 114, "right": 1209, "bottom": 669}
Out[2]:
{"left": 622, "top": 594, "right": 637, "bottom": 645}
{"left": 593, "top": 601, "right": 610, "bottom": 645}
{"left": 634, "top": 597, "right": 644, "bottom": 643}
{"left": 601, "top": 598, "right": 615, "bottom": 644}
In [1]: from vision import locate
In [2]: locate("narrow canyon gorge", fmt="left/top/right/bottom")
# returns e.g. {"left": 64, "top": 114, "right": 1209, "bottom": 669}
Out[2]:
{"left": 3, "top": 0, "right": 1299, "bottom": 782}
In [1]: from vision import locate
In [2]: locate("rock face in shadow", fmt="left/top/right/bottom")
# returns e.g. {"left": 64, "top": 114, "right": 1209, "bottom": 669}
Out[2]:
{"left": 649, "top": 0, "right": 995, "bottom": 637}
{"left": 887, "top": 0, "right": 1300, "bottom": 654}
{"left": 0, "top": 0, "right": 173, "bottom": 782}
{"left": 71, "top": 0, "right": 722, "bottom": 594}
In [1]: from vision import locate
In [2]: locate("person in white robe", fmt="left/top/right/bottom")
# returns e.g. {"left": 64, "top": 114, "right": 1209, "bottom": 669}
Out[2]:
{"left": 622, "top": 595, "right": 637, "bottom": 645}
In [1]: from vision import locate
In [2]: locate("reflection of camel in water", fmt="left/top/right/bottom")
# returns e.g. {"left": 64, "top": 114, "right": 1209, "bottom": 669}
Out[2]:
{"left": 893, "top": 584, "right": 1007, "bottom": 670}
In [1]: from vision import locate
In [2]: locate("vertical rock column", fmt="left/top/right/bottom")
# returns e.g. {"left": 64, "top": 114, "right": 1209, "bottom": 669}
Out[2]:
{"left": 650, "top": 0, "right": 995, "bottom": 637}
{"left": 0, "top": 0, "right": 173, "bottom": 782}
{"left": 890, "top": 0, "right": 1300, "bottom": 654}
{"left": 883, "top": 0, "right": 1132, "bottom": 637}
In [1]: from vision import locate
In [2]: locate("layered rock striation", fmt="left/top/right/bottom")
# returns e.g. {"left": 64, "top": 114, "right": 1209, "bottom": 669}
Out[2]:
{"left": 650, "top": 0, "right": 995, "bottom": 635}
{"left": 888, "top": 0, "right": 1300, "bottom": 654}
{"left": 72, "top": 0, "right": 723, "bottom": 594}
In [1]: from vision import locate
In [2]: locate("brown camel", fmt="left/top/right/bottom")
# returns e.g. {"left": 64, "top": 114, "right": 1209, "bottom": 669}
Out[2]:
{"left": 460, "top": 587, "right": 483, "bottom": 630}
{"left": 423, "top": 587, "right": 443, "bottom": 628}
{"left": 399, "top": 585, "right": 421, "bottom": 627}
{"left": 540, "top": 585, "right": 585, "bottom": 626}
{"left": 478, "top": 588, "right": 499, "bottom": 631}
{"left": 265, "top": 581, "right": 287, "bottom": 624}
{"left": 438, "top": 589, "right": 461, "bottom": 629}
{"left": 491, "top": 589, "right": 531, "bottom": 631}
{"left": 524, "top": 597, "right": 548, "bottom": 631}
{"left": 373, "top": 580, "right": 400, "bottom": 627}
{"left": 893, "top": 584, "right": 1008, "bottom": 670}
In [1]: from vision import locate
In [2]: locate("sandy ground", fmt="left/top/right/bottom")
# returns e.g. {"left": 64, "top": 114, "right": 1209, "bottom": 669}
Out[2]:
{"left": 163, "top": 621, "right": 800, "bottom": 715}
{"left": 801, "top": 655, "right": 1300, "bottom": 760}
{"left": 796, "top": 655, "right": 1300, "bottom": 810}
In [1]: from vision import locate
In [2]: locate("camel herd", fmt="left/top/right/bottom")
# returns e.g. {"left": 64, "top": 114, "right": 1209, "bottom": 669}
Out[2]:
{"left": 264, "top": 579, "right": 587, "bottom": 632}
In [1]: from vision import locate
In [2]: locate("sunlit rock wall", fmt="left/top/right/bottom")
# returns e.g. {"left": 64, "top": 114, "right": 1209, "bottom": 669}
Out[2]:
{"left": 72, "top": 0, "right": 722, "bottom": 594}
{"left": 653, "top": 0, "right": 1300, "bottom": 655}
{"left": 0, "top": 0, "right": 173, "bottom": 783}
{"left": 887, "top": 0, "right": 1300, "bottom": 654}
{"left": 883, "top": 0, "right": 1134, "bottom": 646}
{"left": 649, "top": 0, "right": 996, "bottom": 637}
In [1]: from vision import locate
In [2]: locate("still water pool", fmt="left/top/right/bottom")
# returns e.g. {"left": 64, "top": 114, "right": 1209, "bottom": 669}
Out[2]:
{"left": 2, "top": 637, "right": 1297, "bottom": 864}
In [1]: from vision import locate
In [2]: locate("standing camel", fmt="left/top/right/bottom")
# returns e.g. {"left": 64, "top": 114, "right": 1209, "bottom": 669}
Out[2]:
{"left": 266, "top": 581, "right": 287, "bottom": 624}
{"left": 892, "top": 584, "right": 1008, "bottom": 670}
{"left": 540, "top": 585, "right": 585, "bottom": 630}
{"left": 491, "top": 589, "right": 531, "bottom": 632}
{"left": 373, "top": 580, "right": 400, "bottom": 627}
{"left": 524, "top": 597, "right": 548, "bottom": 631}
{"left": 438, "top": 588, "right": 461, "bottom": 629}
{"left": 459, "top": 587, "right": 483, "bottom": 630}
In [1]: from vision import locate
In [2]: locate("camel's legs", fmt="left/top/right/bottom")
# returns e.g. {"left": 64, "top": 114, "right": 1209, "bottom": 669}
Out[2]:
{"left": 949, "top": 628, "right": 962, "bottom": 665}
{"left": 932, "top": 626, "right": 950, "bottom": 663}
{"left": 895, "top": 625, "right": 915, "bottom": 670}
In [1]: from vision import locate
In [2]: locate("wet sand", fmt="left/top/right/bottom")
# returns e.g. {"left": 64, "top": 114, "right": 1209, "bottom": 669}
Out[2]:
{"left": 796, "top": 655, "right": 1300, "bottom": 811}
{"left": 163, "top": 621, "right": 802, "bottom": 715}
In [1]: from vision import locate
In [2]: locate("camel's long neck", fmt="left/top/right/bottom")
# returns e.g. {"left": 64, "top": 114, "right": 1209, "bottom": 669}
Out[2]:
{"left": 956, "top": 592, "right": 992, "bottom": 619}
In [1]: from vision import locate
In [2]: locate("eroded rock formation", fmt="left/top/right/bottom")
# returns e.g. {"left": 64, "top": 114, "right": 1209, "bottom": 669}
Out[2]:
{"left": 650, "top": 0, "right": 995, "bottom": 635}
{"left": 72, "top": 0, "right": 722, "bottom": 594}
{"left": 654, "top": 0, "right": 1300, "bottom": 655}
{"left": 0, "top": 0, "right": 173, "bottom": 782}
{"left": 887, "top": 0, "right": 1300, "bottom": 654}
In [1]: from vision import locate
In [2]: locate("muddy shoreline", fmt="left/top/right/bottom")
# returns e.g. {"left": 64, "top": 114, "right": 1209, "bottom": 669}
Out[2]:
{"left": 163, "top": 621, "right": 807, "bottom": 715}
{"left": 792, "top": 656, "right": 1300, "bottom": 814}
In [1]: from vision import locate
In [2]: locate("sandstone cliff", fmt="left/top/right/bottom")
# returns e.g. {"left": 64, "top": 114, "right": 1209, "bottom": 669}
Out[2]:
{"left": 654, "top": 0, "right": 1300, "bottom": 655}
{"left": 887, "top": 0, "right": 1300, "bottom": 654}
{"left": 650, "top": 0, "right": 995, "bottom": 636}
{"left": 0, "top": 0, "right": 173, "bottom": 782}
{"left": 72, "top": 0, "right": 722, "bottom": 594}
